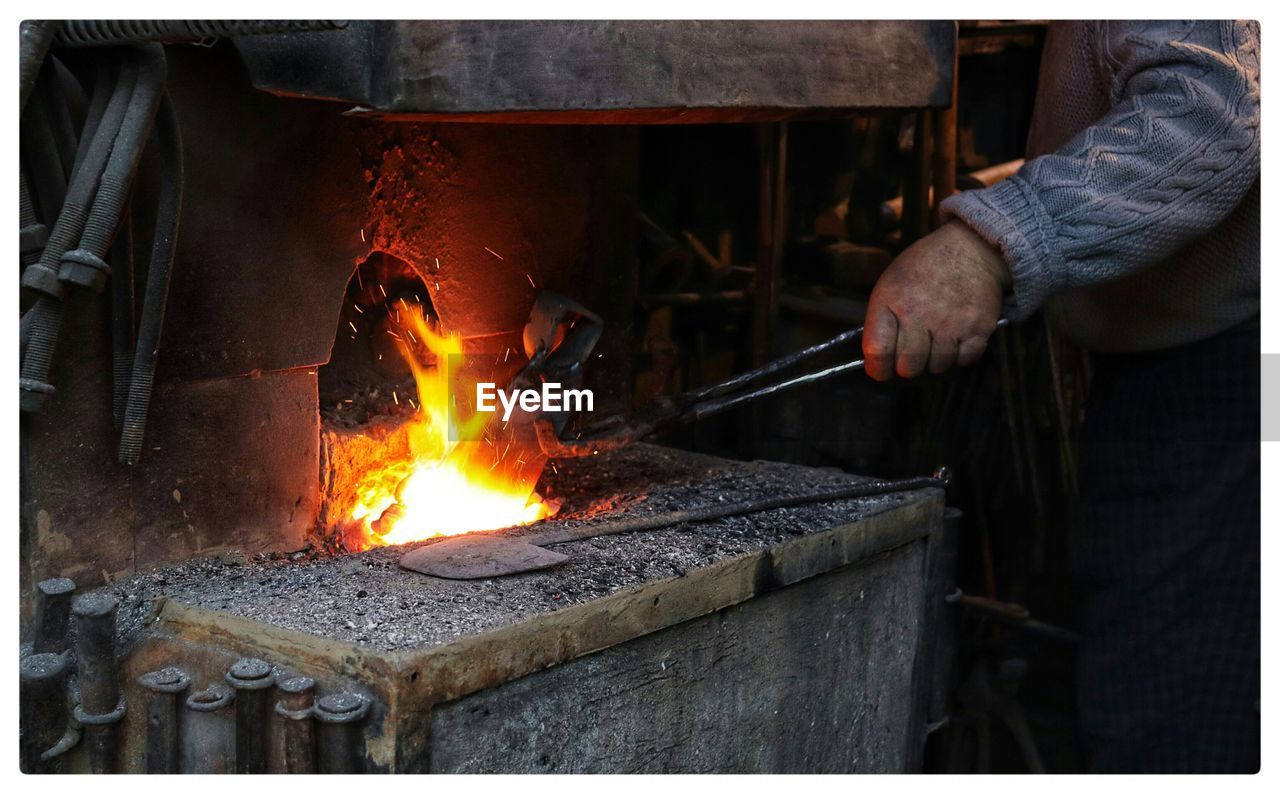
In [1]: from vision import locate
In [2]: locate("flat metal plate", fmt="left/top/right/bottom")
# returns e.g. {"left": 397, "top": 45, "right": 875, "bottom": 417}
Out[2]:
{"left": 400, "top": 535, "right": 570, "bottom": 580}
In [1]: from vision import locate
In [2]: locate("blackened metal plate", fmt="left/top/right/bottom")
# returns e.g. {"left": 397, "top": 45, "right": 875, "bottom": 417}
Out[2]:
{"left": 400, "top": 535, "right": 569, "bottom": 580}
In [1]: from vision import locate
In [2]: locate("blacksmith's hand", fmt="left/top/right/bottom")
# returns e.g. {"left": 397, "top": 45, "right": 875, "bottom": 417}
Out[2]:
{"left": 863, "top": 219, "right": 1010, "bottom": 381}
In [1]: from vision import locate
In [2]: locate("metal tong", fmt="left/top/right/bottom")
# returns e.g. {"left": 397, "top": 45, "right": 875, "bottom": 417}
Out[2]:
{"left": 535, "top": 317, "right": 1009, "bottom": 458}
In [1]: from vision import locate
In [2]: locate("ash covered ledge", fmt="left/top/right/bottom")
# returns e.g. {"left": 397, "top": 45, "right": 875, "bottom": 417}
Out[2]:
{"left": 103, "top": 445, "right": 949, "bottom": 773}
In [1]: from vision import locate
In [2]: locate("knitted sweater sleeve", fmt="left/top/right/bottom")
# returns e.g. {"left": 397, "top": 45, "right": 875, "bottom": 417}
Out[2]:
{"left": 939, "top": 20, "right": 1260, "bottom": 321}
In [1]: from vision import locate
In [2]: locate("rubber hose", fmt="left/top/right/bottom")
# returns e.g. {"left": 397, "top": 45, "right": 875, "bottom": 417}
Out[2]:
{"left": 82, "top": 49, "right": 165, "bottom": 426}
{"left": 19, "top": 21, "right": 59, "bottom": 114}
{"left": 22, "top": 60, "right": 137, "bottom": 298}
{"left": 20, "top": 172, "right": 44, "bottom": 270}
{"left": 119, "top": 95, "right": 182, "bottom": 464}
{"left": 110, "top": 215, "right": 134, "bottom": 427}
{"left": 19, "top": 61, "right": 139, "bottom": 413}
{"left": 20, "top": 89, "right": 70, "bottom": 225}
{"left": 76, "top": 46, "right": 165, "bottom": 258}
{"left": 20, "top": 173, "right": 44, "bottom": 360}
{"left": 55, "top": 20, "right": 346, "bottom": 47}
{"left": 37, "top": 60, "right": 79, "bottom": 178}
{"left": 70, "top": 65, "right": 117, "bottom": 178}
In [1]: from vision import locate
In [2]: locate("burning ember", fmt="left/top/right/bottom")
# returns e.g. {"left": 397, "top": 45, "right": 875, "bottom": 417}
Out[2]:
{"left": 349, "top": 302, "right": 553, "bottom": 548}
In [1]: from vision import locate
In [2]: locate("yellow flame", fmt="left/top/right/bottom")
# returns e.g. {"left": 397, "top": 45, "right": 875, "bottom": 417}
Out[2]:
{"left": 350, "top": 303, "right": 550, "bottom": 548}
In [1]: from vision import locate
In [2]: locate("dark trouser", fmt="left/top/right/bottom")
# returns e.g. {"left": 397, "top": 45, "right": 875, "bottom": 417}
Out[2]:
{"left": 1073, "top": 316, "right": 1260, "bottom": 773}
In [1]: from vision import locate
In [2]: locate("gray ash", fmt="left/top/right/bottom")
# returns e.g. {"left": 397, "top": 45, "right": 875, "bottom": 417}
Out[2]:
{"left": 103, "top": 444, "right": 920, "bottom": 653}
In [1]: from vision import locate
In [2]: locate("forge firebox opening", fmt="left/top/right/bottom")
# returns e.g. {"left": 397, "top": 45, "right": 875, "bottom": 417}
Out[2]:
{"left": 319, "top": 253, "right": 552, "bottom": 550}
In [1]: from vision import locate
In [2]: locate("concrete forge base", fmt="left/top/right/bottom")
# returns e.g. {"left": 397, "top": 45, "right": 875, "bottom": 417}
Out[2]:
{"left": 88, "top": 449, "right": 950, "bottom": 773}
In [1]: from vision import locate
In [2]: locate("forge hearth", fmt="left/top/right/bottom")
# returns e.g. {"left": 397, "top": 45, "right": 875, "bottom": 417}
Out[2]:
{"left": 78, "top": 445, "right": 950, "bottom": 773}
{"left": 21, "top": 20, "right": 961, "bottom": 775}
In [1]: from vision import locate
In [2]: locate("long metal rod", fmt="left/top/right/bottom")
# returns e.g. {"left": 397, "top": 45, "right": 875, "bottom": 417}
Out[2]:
{"left": 683, "top": 326, "right": 862, "bottom": 404}
{"left": 680, "top": 319, "right": 1009, "bottom": 426}
{"left": 530, "top": 470, "right": 949, "bottom": 547}
{"left": 690, "top": 358, "right": 868, "bottom": 422}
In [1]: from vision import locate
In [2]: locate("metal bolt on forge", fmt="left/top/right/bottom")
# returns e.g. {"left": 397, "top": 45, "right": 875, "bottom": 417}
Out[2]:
{"left": 226, "top": 657, "right": 275, "bottom": 773}
{"left": 71, "top": 593, "right": 124, "bottom": 773}
{"left": 20, "top": 652, "right": 69, "bottom": 773}
{"left": 32, "top": 577, "right": 75, "bottom": 654}
{"left": 275, "top": 676, "right": 317, "bottom": 773}
{"left": 138, "top": 667, "right": 190, "bottom": 773}
{"left": 183, "top": 683, "right": 235, "bottom": 773}
{"left": 314, "top": 691, "right": 371, "bottom": 774}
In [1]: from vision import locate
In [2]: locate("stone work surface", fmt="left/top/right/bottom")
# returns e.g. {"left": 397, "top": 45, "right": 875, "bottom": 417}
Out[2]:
{"left": 103, "top": 444, "right": 929, "bottom": 653}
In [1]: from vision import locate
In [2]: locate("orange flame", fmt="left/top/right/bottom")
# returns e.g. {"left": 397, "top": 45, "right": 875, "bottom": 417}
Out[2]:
{"left": 350, "top": 304, "right": 551, "bottom": 548}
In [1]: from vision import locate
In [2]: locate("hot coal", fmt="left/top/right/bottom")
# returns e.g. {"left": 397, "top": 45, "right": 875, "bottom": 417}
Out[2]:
{"left": 104, "top": 444, "right": 924, "bottom": 653}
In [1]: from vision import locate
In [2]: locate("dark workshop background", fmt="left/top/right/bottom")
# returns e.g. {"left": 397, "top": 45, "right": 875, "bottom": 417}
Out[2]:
{"left": 626, "top": 22, "right": 1083, "bottom": 772}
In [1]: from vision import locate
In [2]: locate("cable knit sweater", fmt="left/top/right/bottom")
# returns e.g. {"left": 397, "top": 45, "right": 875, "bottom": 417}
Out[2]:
{"left": 941, "top": 20, "right": 1260, "bottom": 352}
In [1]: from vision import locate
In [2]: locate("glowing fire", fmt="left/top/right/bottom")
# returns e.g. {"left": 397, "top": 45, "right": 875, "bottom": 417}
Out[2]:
{"left": 350, "top": 304, "right": 551, "bottom": 548}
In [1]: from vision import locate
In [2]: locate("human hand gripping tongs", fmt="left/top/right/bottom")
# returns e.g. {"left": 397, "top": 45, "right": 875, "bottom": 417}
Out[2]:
{"left": 517, "top": 291, "right": 1008, "bottom": 459}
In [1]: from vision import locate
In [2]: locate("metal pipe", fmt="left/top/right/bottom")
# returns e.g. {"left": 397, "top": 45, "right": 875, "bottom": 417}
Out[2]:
{"left": 138, "top": 667, "right": 190, "bottom": 774}
{"left": 20, "top": 652, "right": 68, "bottom": 773}
{"left": 32, "top": 577, "right": 75, "bottom": 654}
{"left": 183, "top": 683, "right": 235, "bottom": 774}
{"left": 71, "top": 593, "right": 124, "bottom": 773}
{"left": 275, "top": 677, "right": 317, "bottom": 774}
{"left": 226, "top": 658, "right": 275, "bottom": 774}
{"left": 314, "top": 692, "right": 371, "bottom": 774}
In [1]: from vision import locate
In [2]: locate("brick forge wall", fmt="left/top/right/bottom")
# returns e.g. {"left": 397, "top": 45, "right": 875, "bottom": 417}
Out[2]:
{"left": 20, "top": 42, "right": 638, "bottom": 618}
